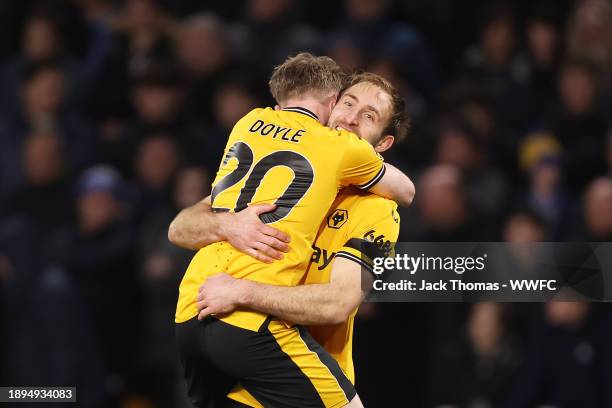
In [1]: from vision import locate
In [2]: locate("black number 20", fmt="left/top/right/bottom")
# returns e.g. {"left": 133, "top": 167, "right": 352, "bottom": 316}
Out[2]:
{"left": 211, "top": 141, "right": 315, "bottom": 223}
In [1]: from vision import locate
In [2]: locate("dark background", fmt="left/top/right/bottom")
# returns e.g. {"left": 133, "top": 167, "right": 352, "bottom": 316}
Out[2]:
{"left": 0, "top": 0, "right": 611, "bottom": 407}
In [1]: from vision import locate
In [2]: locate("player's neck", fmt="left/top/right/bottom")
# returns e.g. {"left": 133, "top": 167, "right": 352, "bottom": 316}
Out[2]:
{"left": 280, "top": 97, "right": 327, "bottom": 123}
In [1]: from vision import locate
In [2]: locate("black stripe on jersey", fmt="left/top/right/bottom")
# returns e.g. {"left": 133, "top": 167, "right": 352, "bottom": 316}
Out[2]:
{"left": 335, "top": 251, "right": 374, "bottom": 274}
{"left": 344, "top": 238, "right": 387, "bottom": 261}
{"left": 356, "top": 164, "right": 386, "bottom": 190}
{"left": 212, "top": 207, "right": 230, "bottom": 213}
{"left": 295, "top": 325, "right": 356, "bottom": 403}
{"left": 282, "top": 107, "right": 319, "bottom": 121}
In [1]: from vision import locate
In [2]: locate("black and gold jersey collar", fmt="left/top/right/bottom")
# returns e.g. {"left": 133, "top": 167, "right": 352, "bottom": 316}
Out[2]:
{"left": 282, "top": 106, "right": 319, "bottom": 121}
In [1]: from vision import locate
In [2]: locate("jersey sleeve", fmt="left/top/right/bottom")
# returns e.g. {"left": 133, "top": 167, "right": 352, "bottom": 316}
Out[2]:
{"left": 335, "top": 200, "right": 400, "bottom": 275}
{"left": 338, "top": 132, "right": 386, "bottom": 190}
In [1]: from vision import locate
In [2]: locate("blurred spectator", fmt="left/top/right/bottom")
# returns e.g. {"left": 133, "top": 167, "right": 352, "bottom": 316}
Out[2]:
{"left": 607, "top": 129, "right": 612, "bottom": 176}
{"left": 435, "top": 119, "right": 507, "bottom": 221}
{"left": 508, "top": 303, "right": 612, "bottom": 408}
{"left": 130, "top": 65, "right": 185, "bottom": 128}
{"left": 328, "top": 34, "right": 365, "bottom": 74}
{"left": 566, "top": 0, "right": 612, "bottom": 87}
{"left": 135, "top": 165, "right": 209, "bottom": 407}
{"left": 368, "top": 58, "right": 427, "bottom": 127}
{"left": 21, "top": 9, "right": 61, "bottom": 62}
{"left": 331, "top": 0, "right": 438, "bottom": 100}
{"left": 518, "top": 132, "right": 577, "bottom": 239}
{"left": 436, "top": 80, "right": 522, "bottom": 180}
{"left": 461, "top": 3, "right": 523, "bottom": 81}
{"left": 499, "top": 210, "right": 549, "bottom": 283}
{"left": 503, "top": 210, "right": 547, "bottom": 244}
{"left": 544, "top": 59, "right": 609, "bottom": 191}
{"left": 1, "top": 132, "right": 74, "bottom": 232}
{"left": 0, "top": 8, "right": 69, "bottom": 110}
{"left": 98, "top": 65, "right": 201, "bottom": 175}
{"left": 153, "top": 0, "right": 246, "bottom": 21}
{"left": 582, "top": 177, "right": 612, "bottom": 241}
{"left": 93, "top": 0, "right": 175, "bottom": 117}
{"left": 133, "top": 135, "right": 181, "bottom": 218}
{"left": 176, "top": 13, "right": 233, "bottom": 122}
{"left": 440, "top": 82, "right": 497, "bottom": 142}
{"left": 523, "top": 5, "right": 564, "bottom": 120}
{"left": 1, "top": 3, "right": 113, "bottom": 112}
{"left": 414, "top": 165, "right": 490, "bottom": 241}
{"left": 427, "top": 302, "right": 521, "bottom": 408}
{"left": 234, "top": 0, "right": 321, "bottom": 71}
{"left": 500, "top": 210, "right": 549, "bottom": 280}
{"left": 1, "top": 216, "right": 107, "bottom": 407}
{"left": 21, "top": 63, "right": 66, "bottom": 128}
{"left": 78, "top": 0, "right": 116, "bottom": 22}
{"left": 459, "top": 2, "right": 531, "bottom": 132}
{"left": 0, "top": 62, "right": 96, "bottom": 198}
{"left": 47, "top": 165, "right": 139, "bottom": 400}
{"left": 196, "top": 76, "right": 262, "bottom": 173}
{"left": 526, "top": 10, "right": 562, "bottom": 78}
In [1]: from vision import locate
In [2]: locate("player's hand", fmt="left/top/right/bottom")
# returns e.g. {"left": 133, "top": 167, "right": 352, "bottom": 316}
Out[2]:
{"left": 221, "top": 203, "right": 291, "bottom": 263}
{"left": 197, "top": 273, "right": 244, "bottom": 319}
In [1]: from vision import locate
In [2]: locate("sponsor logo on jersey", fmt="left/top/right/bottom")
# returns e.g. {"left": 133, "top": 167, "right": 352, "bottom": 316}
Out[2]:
{"left": 311, "top": 245, "right": 336, "bottom": 270}
{"left": 363, "top": 229, "right": 393, "bottom": 257}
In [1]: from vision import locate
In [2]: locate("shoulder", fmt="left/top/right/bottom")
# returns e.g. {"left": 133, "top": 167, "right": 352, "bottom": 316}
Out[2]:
{"left": 358, "top": 195, "right": 399, "bottom": 231}
{"left": 330, "top": 128, "right": 368, "bottom": 144}
{"left": 332, "top": 190, "right": 400, "bottom": 233}
{"left": 341, "top": 189, "right": 398, "bottom": 214}
{"left": 232, "top": 107, "right": 273, "bottom": 129}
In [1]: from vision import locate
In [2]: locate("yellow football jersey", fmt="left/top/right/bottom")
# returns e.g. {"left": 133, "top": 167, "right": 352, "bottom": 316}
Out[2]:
{"left": 306, "top": 188, "right": 400, "bottom": 384}
{"left": 226, "top": 188, "right": 400, "bottom": 406}
{"left": 176, "top": 107, "right": 386, "bottom": 330}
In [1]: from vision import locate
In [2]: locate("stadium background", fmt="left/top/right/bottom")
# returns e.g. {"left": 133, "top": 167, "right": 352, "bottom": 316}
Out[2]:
{"left": 0, "top": 0, "right": 611, "bottom": 407}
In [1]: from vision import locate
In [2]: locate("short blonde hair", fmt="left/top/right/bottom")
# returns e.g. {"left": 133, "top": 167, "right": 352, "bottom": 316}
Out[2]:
{"left": 269, "top": 53, "right": 346, "bottom": 104}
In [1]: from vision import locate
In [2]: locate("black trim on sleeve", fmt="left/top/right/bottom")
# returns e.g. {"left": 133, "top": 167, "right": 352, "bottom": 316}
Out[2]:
{"left": 356, "top": 164, "right": 386, "bottom": 190}
{"left": 344, "top": 238, "right": 387, "bottom": 260}
{"left": 335, "top": 251, "right": 374, "bottom": 273}
{"left": 212, "top": 207, "right": 230, "bottom": 213}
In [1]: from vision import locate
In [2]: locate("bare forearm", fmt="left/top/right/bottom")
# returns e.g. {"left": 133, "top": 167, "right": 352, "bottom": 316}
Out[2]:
{"left": 168, "top": 198, "right": 228, "bottom": 250}
{"left": 239, "top": 280, "right": 356, "bottom": 325}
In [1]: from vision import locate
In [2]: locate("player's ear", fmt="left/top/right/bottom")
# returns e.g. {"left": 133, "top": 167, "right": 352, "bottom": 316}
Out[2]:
{"left": 375, "top": 135, "right": 394, "bottom": 153}
{"left": 329, "top": 92, "right": 340, "bottom": 110}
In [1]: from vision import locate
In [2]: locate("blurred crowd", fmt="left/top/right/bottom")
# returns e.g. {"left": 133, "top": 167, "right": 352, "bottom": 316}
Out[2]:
{"left": 0, "top": 0, "right": 611, "bottom": 407}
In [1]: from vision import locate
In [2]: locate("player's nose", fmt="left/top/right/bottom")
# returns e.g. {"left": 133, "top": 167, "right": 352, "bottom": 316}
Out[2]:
{"left": 346, "top": 112, "right": 359, "bottom": 124}
{"left": 341, "top": 114, "right": 359, "bottom": 128}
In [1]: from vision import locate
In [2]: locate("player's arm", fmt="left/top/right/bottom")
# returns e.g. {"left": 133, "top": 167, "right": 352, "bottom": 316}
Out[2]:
{"left": 168, "top": 196, "right": 221, "bottom": 250}
{"left": 167, "top": 196, "right": 290, "bottom": 263}
{"left": 368, "top": 163, "right": 415, "bottom": 208}
{"left": 197, "top": 206, "right": 399, "bottom": 324}
{"left": 341, "top": 135, "right": 415, "bottom": 207}
{"left": 197, "top": 258, "right": 369, "bottom": 325}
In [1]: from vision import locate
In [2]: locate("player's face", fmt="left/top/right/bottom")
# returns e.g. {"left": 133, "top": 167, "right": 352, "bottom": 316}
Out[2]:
{"left": 328, "top": 82, "right": 393, "bottom": 145}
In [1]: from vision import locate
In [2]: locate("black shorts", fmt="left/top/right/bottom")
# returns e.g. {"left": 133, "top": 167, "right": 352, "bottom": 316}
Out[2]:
{"left": 176, "top": 316, "right": 356, "bottom": 408}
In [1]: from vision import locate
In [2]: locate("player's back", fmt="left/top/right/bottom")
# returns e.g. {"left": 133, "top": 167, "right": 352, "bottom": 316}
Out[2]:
{"left": 176, "top": 107, "right": 385, "bottom": 330}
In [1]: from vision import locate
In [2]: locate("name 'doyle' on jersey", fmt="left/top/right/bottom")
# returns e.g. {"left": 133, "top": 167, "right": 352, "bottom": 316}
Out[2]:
{"left": 249, "top": 120, "right": 305, "bottom": 143}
